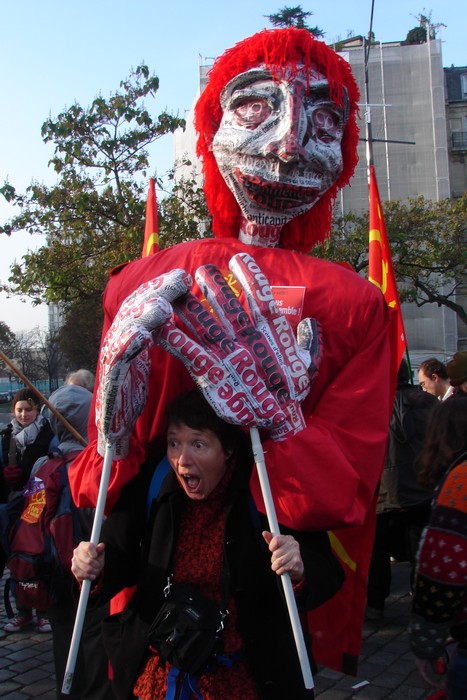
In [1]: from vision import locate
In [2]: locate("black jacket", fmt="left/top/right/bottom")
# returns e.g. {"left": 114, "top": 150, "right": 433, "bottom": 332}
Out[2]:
{"left": 96, "top": 460, "right": 345, "bottom": 699}
{"left": 1, "top": 421, "right": 54, "bottom": 495}
{"left": 377, "top": 385, "right": 437, "bottom": 512}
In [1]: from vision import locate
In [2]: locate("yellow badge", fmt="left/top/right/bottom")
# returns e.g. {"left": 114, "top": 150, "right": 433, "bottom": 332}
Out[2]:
{"left": 21, "top": 489, "right": 46, "bottom": 524}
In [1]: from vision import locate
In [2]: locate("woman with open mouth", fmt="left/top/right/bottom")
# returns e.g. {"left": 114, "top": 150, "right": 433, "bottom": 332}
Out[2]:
{"left": 71, "top": 389, "right": 344, "bottom": 700}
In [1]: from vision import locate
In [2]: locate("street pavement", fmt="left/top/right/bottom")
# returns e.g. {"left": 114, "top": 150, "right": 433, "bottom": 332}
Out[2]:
{"left": 0, "top": 563, "right": 437, "bottom": 699}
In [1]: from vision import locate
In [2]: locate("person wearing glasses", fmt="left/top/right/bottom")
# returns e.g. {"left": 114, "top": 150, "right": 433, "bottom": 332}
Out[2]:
{"left": 418, "top": 358, "right": 455, "bottom": 401}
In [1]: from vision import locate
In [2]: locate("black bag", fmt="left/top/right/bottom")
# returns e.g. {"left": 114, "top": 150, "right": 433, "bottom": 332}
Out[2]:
{"left": 147, "top": 581, "right": 228, "bottom": 675}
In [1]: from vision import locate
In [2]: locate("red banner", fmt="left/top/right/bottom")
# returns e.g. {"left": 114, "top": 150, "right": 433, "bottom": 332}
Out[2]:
{"left": 142, "top": 178, "right": 159, "bottom": 257}
{"left": 368, "top": 165, "right": 406, "bottom": 369}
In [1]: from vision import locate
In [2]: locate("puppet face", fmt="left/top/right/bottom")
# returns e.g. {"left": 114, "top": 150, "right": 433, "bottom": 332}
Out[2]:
{"left": 212, "top": 65, "right": 347, "bottom": 242}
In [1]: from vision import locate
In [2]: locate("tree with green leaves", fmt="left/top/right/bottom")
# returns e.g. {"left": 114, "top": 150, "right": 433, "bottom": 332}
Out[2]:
{"left": 56, "top": 299, "right": 103, "bottom": 374}
{"left": 265, "top": 5, "right": 324, "bottom": 37}
{"left": 0, "top": 65, "right": 185, "bottom": 308}
{"left": 159, "top": 167, "right": 211, "bottom": 249}
{"left": 404, "top": 10, "right": 446, "bottom": 45}
{"left": 0, "top": 65, "right": 189, "bottom": 370}
{"left": 314, "top": 194, "right": 467, "bottom": 325}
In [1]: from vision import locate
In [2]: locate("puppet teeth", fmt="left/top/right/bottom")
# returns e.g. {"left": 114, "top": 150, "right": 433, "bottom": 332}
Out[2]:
{"left": 238, "top": 171, "right": 319, "bottom": 210}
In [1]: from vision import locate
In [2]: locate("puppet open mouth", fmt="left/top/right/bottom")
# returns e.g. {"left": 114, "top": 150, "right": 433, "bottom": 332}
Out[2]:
{"left": 237, "top": 172, "right": 320, "bottom": 211}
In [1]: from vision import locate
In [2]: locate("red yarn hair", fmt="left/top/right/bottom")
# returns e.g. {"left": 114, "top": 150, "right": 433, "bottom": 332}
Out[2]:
{"left": 195, "top": 28, "right": 360, "bottom": 254}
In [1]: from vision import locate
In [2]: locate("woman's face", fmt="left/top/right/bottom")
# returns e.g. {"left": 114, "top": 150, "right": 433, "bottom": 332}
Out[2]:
{"left": 167, "top": 423, "right": 231, "bottom": 500}
{"left": 14, "top": 400, "right": 39, "bottom": 428}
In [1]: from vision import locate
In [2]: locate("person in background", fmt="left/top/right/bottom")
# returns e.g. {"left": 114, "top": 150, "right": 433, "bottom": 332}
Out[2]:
{"left": 366, "top": 360, "right": 438, "bottom": 619}
{"left": 72, "top": 390, "right": 345, "bottom": 700}
{"left": 1, "top": 387, "right": 54, "bottom": 632}
{"left": 1, "top": 388, "right": 54, "bottom": 494}
{"left": 409, "top": 395, "right": 467, "bottom": 699}
{"left": 65, "top": 369, "right": 95, "bottom": 393}
{"left": 418, "top": 358, "right": 455, "bottom": 401}
{"left": 447, "top": 352, "right": 467, "bottom": 395}
{"left": 48, "top": 369, "right": 95, "bottom": 455}
{"left": 39, "top": 384, "right": 114, "bottom": 700}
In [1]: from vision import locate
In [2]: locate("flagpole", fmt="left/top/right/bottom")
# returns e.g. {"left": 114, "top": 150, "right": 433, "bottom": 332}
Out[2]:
{"left": 365, "top": 0, "right": 410, "bottom": 373}
{"left": 364, "top": 0, "right": 376, "bottom": 173}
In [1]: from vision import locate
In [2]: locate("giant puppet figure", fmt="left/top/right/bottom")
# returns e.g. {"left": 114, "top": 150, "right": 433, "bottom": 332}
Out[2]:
{"left": 69, "top": 28, "right": 393, "bottom": 673}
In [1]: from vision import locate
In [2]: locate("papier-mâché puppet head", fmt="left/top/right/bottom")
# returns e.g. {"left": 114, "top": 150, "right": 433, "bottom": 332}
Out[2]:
{"left": 195, "top": 28, "right": 360, "bottom": 254}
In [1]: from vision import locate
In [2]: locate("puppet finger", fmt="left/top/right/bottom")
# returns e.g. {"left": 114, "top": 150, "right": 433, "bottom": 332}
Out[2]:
{"left": 172, "top": 291, "right": 237, "bottom": 352}
{"left": 147, "top": 268, "right": 193, "bottom": 303}
{"left": 107, "top": 271, "right": 191, "bottom": 348}
{"left": 296, "top": 317, "right": 323, "bottom": 383}
{"left": 195, "top": 263, "right": 252, "bottom": 339}
{"left": 229, "top": 252, "right": 311, "bottom": 401}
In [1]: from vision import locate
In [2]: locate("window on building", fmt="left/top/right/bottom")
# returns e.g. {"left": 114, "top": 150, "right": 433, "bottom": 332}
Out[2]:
{"left": 462, "top": 74, "right": 467, "bottom": 99}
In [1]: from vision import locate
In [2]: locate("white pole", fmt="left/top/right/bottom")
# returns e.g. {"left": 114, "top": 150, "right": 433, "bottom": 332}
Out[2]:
{"left": 379, "top": 40, "right": 391, "bottom": 200}
{"left": 249, "top": 427, "right": 314, "bottom": 689}
{"left": 61, "top": 442, "right": 115, "bottom": 695}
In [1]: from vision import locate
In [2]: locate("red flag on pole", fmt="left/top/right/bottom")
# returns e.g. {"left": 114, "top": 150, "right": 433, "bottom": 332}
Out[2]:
{"left": 142, "top": 178, "right": 159, "bottom": 257}
{"left": 368, "top": 165, "right": 406, "bottom": 368}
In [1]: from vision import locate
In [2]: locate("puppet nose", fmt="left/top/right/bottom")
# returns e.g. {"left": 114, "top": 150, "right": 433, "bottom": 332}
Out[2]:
{"left": 265, "top": 93, "right": 308, "bottom": 163}
{"left": 266, "top": 133, "right": 307, "bottom": 162}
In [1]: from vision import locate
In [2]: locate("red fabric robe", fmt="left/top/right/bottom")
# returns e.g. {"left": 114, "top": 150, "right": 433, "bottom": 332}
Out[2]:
{"left": 69, "top": 237, "right": 393, "bottom": 673}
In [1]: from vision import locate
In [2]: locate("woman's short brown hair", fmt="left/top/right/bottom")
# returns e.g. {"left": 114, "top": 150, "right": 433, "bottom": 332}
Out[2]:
{"left": 12, "top": 388, "right": 41, "bottom": 411}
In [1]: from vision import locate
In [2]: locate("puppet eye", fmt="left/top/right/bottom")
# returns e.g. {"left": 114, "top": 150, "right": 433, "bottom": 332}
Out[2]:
{"left": 309, "top": 107, "right": 343, "bottom": 143}
{"left": 232, "top": 98, "right": 272, "bottom": 129}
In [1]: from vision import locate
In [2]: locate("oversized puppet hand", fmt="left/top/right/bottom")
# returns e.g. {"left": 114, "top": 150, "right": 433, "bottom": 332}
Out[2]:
{"left": 155, "top": 252, "right": 322, "bottom": 441}
{"left": 96, "top": 270, "right": 192, "bottom": 458}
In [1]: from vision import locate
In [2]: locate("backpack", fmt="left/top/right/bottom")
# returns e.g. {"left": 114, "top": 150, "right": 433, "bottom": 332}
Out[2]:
{"left": 0, "top": 450, "right": 82, "bottom": 614}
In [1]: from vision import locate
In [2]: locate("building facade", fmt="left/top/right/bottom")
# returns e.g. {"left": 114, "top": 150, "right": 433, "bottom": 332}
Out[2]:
{"left": 444, "top": 64, "right": 467, "bottom": 351}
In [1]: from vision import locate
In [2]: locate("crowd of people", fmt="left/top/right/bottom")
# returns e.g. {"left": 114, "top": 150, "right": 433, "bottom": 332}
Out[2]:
{"left": 0, "top": 370, "right": 95, "bottom": 636}
{"left": 366, "top": 352, "right": 467, "bottom": 699}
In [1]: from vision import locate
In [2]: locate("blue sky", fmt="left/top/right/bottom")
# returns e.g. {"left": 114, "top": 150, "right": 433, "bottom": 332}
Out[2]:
{"left": 0, "top": 0, "right": 465, "bottom": 333}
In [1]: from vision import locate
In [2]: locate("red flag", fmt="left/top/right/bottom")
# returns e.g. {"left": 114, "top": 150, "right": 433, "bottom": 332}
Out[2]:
{"left": 368, "top": 165, "right": 406, "bottom": 368}
{"left": 142, "top": 178, "right": 159, "bottom": 257}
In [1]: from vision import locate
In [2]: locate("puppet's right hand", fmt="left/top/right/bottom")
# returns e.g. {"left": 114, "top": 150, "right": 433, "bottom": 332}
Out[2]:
{"left": 96, "top": 270, "right": 192, "bottom": 458}
{"left": 154, "top": 253, "right": 322, "bottom": 438}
